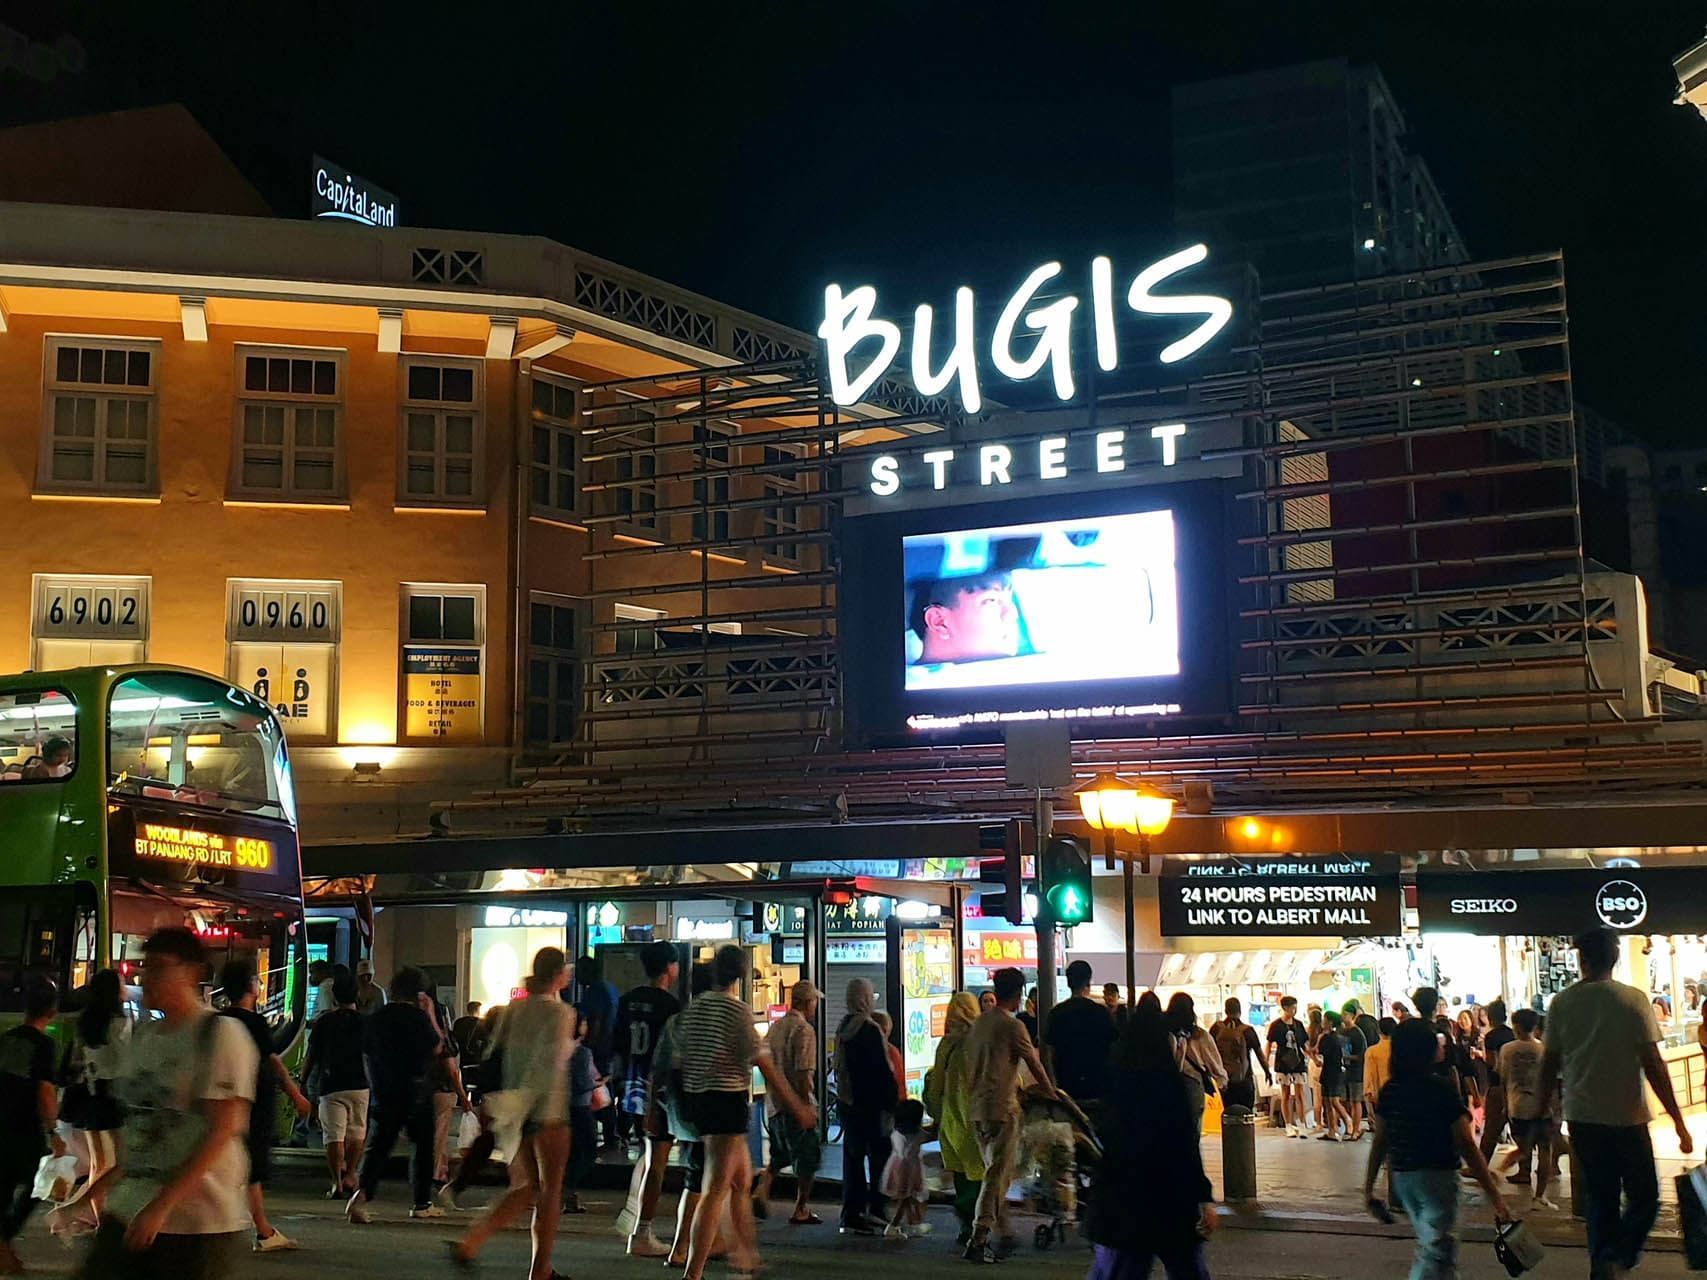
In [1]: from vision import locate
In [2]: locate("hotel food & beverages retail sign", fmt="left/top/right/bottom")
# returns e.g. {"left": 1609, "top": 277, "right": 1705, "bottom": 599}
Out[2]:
{"left": 1159, "top": 855, "right": 1402, "bottom": 938}
{"left": 403, "top": 646, "right": 482, "bottom": 741}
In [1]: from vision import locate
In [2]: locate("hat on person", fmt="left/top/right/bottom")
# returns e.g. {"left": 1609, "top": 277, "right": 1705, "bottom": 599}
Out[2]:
{"left": 356, "top": 959, "right": 374, "bottom": 976}
{"left": 789, "top": 979, "right": 823, "bottom": 1009}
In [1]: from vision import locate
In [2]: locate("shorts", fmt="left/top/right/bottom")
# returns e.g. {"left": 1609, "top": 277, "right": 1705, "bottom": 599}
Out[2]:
{"left": 1277, "top": 1071, "right": 1307, "bottom": 1086}
{"left": 766, "top": 1111, "right": 823, "bottom": 1179}
{"left": 1509, "top": 1116, "right": 1555, "bottom": 1145}
{"left": 683, "top": 1089, "right": 749, "bottom": 1138}
{"left": 1345, "top": 1074, "right": 1365, "bottom": 1100}
{"left": 1320, "top": 1071, "right": 1345, "bottom": 1097}
{"left": 77, "top": 1219, "right": 245, "bottom": 1280}
{"left": 319, "top": 1089, "right": 371, "bottom": 1145}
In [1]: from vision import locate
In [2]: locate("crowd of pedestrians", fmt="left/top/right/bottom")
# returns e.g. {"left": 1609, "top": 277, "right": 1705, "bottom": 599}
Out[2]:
{"left": 3, "top": 922, "right": 1702, "bottom": 1280}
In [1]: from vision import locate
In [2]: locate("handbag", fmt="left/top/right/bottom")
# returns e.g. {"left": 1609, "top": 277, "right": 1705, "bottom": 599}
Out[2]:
{"left": 1493, "top": 1219, "right": 1545, "bottom": 1275}
{"left": 57, "top": 1038, "right": 92, "bottom": 1129}
{"left": 1678, "top": 1163, "right": 1707, "bottom": 1269}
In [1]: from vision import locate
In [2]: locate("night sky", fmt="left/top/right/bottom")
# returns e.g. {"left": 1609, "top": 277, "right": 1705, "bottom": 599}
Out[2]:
{"left": 8, "top": 2, "right": 1707, "bottom": 444}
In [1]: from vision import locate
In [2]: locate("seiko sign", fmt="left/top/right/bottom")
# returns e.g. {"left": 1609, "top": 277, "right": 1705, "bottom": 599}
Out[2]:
{"left": 1418, "top": 866, "right": 1703, "bottom": 935}
{"left": 819, "top": 245, "right": 1235, "bottom": 414}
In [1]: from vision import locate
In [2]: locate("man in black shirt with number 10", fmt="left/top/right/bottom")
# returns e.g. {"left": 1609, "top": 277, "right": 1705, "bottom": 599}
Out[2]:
{"left": 613, "top": 941, "right": 682, "bottom": 1258}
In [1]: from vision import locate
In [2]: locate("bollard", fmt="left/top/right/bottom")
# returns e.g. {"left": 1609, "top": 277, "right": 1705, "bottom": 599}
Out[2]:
{"left": 1221, "top": 1105, "right": 1258, "bottom": 1202}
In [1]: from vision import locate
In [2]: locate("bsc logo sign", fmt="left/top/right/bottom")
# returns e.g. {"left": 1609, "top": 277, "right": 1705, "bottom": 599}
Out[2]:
{"left": 1595, "top": 880, "right": 1648, "bottom": 930}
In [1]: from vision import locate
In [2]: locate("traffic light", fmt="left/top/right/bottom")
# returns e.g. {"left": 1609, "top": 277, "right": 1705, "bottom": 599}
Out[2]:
{"left": 1041, "top": 835, "right": 1093, "bottom": 924}
{"left": 978, "top": 819, "right": 1025, "bottom": 924}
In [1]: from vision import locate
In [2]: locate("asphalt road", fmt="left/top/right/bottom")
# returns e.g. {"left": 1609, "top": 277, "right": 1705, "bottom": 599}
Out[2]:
{"left": 11, "top": 1171, "right": 1696, "bottom": 1279}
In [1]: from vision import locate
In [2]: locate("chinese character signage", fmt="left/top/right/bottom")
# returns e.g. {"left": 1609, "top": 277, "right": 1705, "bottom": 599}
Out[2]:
{"left": 403, "top": 646, "right": 482, "bottom": 741}
{"left": 962, "top": 930, "right": 1038, "bottom": 970}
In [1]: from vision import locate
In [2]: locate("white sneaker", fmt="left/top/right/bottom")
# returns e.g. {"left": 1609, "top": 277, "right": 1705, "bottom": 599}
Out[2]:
{"left": 1533, "top": 1194, "right": 1560, "bottom": 1211}
{"left": 627, "top": 1231, "right": 671, "bottom": 1259}
{"left": 883, "top": 1224, "right": 906, "bottom": 1240}
{"left": 435, "top": 1185, "right": 461, "bottom": 1213}
{"left": 908, "top": 1222, "right": 934, "bottom": 1237}
{"left": 345, "top": 1195, "right": 372, "bottom": 1225}
{"left": 410, "top": 1204, "right": 447, "bottom": 1219}
{"left": 254, "top": 1231, "right": 298, "bottom": 1253}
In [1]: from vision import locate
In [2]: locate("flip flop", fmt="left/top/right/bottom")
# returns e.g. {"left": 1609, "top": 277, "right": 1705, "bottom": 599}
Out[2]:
{"left": 787, "top": 1213, "right": 822, "bottom": 1226}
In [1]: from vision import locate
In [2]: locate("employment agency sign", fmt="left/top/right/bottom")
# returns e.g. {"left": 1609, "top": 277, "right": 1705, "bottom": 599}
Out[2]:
{"left": 1159, "top": 855, "right": 1402, "bottom": 938}
{"left": 1417, "top": 865, "right": 1707, "bottom": 935}
{"left": 819, "top": 245, "right": 1235, "bottom": 415}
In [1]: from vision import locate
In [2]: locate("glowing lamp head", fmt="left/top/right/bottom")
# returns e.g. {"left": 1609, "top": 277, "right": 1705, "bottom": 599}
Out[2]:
{"left": 1134, "top": 788, "right": 1175, "bottom": 837}
{"left": 1075, "top": 773, "right": 1173, "bottom": 837}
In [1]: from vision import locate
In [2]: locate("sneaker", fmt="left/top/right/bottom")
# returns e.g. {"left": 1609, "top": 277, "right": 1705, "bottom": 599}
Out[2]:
{"left": 436, "top": 1185, "right": 461, "bottom": 1213}
{"left": 840, "top": 1219, "right": 880, "bottom": 1237}
{"left": 410, "top": 1204, "right": 447, "bottom": 1219}
{"left": 908, "top": 1222, "right": 934, "bottom": 1237}
{"left": 884, "top": 1225, "right": 906, "bottom": 1240}
{"left": 1533, "top": 1194, "right": 1560, "bottom": 1211}
{"left": 962, "top": 1241, "right": 1001, "bottom": 1264}
{"left": 345, "top": 1197, "right": 372, "bottom": 1226}
{"left": 627, "top": 1232, "right": 671, "bottom": 1259}
{"left": 254, "top": 1231, "right": 299, "bottom": 1253}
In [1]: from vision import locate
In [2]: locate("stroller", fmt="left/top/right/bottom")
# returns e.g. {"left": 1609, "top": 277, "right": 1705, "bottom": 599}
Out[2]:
{"left": 1018, "top": 1084, "right": 1103, "bottom": 1250}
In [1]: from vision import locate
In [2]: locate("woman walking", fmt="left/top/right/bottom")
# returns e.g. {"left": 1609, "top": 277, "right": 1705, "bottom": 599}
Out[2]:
{"left": 1165, "top": 993, "right": 1226, "bottom": 1139}
{"left": 450, "top": 947, "right": 576, "bottom": 1280}
{"left": 1086, "top": 1003, "right": 1217, "bottom": 1279}
{"left": 924, "top": 993, "right": 984, "bottom": 1245}
{"left": 676, "top": 945, "right": 815, "bottom": 1280}
{"left": 64, "top": 968, "right": 131, "bottom": 1218}
{"left": 1365, "top": 1011, "right": 1510, "bottom": 1279}
{"left": 836, "top": 977, "right": 898, "bottom": 1235}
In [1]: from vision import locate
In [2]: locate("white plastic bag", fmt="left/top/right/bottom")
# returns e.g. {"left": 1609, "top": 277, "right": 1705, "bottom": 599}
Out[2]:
{"left": 457, "top": 1108, "right": 482, "bottom": 1153}
{"left": 32, "top": 1154, "right": 78, "bottom": 1203}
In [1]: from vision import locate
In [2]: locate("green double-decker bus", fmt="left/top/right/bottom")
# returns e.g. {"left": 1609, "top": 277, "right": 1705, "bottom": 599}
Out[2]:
{"left": 0, "top": 664, "right": 307, "bottom": 1059}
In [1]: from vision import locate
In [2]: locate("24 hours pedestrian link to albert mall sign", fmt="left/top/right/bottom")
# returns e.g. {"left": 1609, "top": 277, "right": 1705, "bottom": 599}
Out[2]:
{"left": 1417, "top": 864, "right": 1707, "bottom": 936}
{"left": 1158, "top": 855, "right": 1403, "bottom": 938}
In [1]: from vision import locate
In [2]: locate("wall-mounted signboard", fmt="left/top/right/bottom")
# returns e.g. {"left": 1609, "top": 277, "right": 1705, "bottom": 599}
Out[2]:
{"left": 1159, "top": 855, "right": 1403, "bottom": 938}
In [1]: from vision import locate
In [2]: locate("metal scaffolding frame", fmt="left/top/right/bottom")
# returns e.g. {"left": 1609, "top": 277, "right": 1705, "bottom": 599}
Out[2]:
{"left": 443, "top": 253, "right": 1703, "bottom": 833}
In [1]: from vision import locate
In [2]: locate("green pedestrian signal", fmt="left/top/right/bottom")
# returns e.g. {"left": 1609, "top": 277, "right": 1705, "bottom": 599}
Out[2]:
{"left": 1042, "top": 836, "right": 1093, "bottom": 925}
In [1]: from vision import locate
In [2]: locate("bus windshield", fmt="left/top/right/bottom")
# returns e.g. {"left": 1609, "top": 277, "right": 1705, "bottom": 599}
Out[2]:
{"left": 108, "top": 672, "right": 294, "bottom": 824}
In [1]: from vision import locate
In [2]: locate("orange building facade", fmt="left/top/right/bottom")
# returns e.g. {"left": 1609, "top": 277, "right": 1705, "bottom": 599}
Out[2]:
{"left": 0, "top": 201, "right": 843, "bottom": 837}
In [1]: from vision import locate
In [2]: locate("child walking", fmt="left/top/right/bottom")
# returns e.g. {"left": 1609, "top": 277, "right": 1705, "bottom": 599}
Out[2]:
{"left": 882, "top": 1099, "right": 931, "bottom": 1239}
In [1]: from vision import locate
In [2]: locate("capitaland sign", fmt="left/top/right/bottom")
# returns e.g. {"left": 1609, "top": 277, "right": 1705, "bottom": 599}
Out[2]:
{"left": 819, "top": 245, "right": 1234, "bottom": 414}
{"left": 311, "top": 155, "right": 398, "bottom": 229}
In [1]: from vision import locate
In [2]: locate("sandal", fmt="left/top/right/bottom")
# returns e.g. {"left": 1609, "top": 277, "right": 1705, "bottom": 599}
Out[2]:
{"left": 787, "top": 1212, "right": 822, "bottom": 1226}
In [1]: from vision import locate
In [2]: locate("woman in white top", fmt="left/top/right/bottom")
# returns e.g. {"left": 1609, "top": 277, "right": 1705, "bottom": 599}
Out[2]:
{"left": 451, "top": 947, "right": 576, "bottom": 1280}
{"left": 67, "top": 968, "right": 133, "bottom": 1214}
{"left": 1165, "top": 992, "right": 1227, "bottom": 1138}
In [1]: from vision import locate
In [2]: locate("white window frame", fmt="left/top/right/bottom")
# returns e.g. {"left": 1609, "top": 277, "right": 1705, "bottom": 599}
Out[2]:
{"left": 38, "top": 336, "right": 160, "bottom": 495}
{"left": 399, "top": 582, "right": 487, "bottom": 743}
{"left": 225, "top": 577, "right": 343, "bottom": 743}
{"left": 525, "top": 591, "right": 583, "bottom": 749}
{"left": 528, "top": 372, "right": 580, "bottom": 521}
{"left": 31, "top": 573, "right": 151, "bottom": 669}
{"left": 613, "top": 602, "right": 664, "bottom": 655}
{"left": 230, "top": 345, "right": 347, "bottom": 502}
{"left": 398, "top": 357, "right": 484, "bottom": 507}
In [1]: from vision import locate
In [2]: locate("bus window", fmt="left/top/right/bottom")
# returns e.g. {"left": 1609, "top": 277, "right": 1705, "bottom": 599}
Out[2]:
{"left": 0, "top": 886, "right": 77, "bottom": 1011}
{"left": 0, "top": 688, "right": 77, "bottom": 783}
{"left": 107, "top": 673, "right": 289, "bottom": 821}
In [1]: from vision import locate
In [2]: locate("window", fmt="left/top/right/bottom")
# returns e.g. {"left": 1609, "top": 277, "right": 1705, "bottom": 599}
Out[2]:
{"left": 227, "top": 579, "right": 341, "bottom": 740}
{"left": 530, "top": 376, "right": 579, "bottom": 519}
{"left": 400, "top": 585, "right": 485, "bottom": 742}
{"left": 0, "top": 688, "right": 77, "bottom": 784}
{"left": 691, "top": 424, "right": 733, "bottom": 545}
{"left": 401, "top": 359, "right": 482, "bottom": 504}
{"left": 32, "top": 574, "right": 150, "bottom": 669}
{"left": 41, "top": 337, "right": 158, "bottom": 492}
{"left": 526, "top": 594, "right": 580, "bottom": 747}
{"left": 760, "top": 444, "right": 807, "bottom": 564}
{"left": 613, "top": 602, "right": 664, "bottom": 655}
{"left": 234, "top": 348, "right": 344, "bottom": 500}
{"left": 602, "top": 424, "right": 657, "bottom": 530}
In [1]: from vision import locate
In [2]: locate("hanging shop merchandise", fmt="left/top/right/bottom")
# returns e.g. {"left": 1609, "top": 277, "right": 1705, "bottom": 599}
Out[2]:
{"left": 1158, "top": 855, "right": 1403, "bottom": 938}
{"left": 1417, "top": 865, "right": 1707, "bottom": 936}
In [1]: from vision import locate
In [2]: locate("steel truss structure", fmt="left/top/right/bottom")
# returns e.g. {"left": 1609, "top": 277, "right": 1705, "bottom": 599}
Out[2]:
{"left": 442, "top": 253, "right": 1705, "bottom": 833}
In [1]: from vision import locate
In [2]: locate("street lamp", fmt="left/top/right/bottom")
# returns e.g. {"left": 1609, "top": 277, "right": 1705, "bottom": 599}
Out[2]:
{"left": 1076, "top": 773, "right": 1175, "bottom": 1013}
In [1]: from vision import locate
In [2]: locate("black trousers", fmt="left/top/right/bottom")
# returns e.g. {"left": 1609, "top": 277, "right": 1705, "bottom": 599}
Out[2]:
{"left": 565, "top": 1107, "right": 598, "bottom": 1195}
{"left": 1222, "top": 1076, "right": 1257, "bottom": 1110}
{"left": 1571, "top": 1121, "right": 1660, "bottom": 1279}
{"left": 359, "top": 1095, "right": 435, "bottom": 1208}
{"left": 76, "top": 1219, "right": 244, "bottom": 1280}
{"left": 0, "top": 1157, "right": 35, "bottom": 1244}
{"left": 839, "top": 1106, "right": 889, "bottom": 1226}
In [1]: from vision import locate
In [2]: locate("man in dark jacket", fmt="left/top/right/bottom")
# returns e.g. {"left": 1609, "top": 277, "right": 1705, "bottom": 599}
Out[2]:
{"left": 835, "top": 978, "right": 897, "bottom": 1236}
{"left": 347, "top": 966, "right": 444, "bottom": 1223}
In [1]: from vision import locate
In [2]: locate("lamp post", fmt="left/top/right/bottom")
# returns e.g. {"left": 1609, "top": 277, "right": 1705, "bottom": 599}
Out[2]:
{"left": 1076, "top": 773, "right": 1175, "bottom": 1012}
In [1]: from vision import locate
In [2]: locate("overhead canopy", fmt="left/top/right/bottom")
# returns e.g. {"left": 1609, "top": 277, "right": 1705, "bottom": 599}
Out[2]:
{"left": 303, "top": 873, "right": 960, "bottom": 911}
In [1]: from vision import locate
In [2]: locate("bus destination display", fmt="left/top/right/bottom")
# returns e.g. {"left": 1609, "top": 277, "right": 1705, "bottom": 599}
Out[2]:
{"left": 133, "top": 821, "right": 275, "bottom": 874}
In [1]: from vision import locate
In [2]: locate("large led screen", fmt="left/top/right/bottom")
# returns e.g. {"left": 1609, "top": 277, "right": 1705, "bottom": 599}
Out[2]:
{"left": 903, "top": 510, "right": 1180, "bottom": 691}
{"left": 840, "top": 481, "right": 1231, "bottom": 745}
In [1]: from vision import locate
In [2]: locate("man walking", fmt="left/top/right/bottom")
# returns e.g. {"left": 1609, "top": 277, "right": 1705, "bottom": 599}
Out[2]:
{"left": 962, "top": 966, "right": 1056, "bottom": 1264}
{"left": 1266, "top": 995, "right": 1310, "bottom": 1137}
{"left": 348, "top": 966, "right": 444, "bottom": 1223}
{"left": 574, "top": 954, "right": 621, "bottom": 1149}
{"left": 0, "top": 976, "right": 61, "bottom": 1275}
{"left": 1541, "top": 927, "right": 1693, "bottom": 1280}
{"left": 86, "top": 927, "right": 258, "bottom": 1280}
{"left": 613, "top": 940, "right": 682, "bottom": 1256}
{"left": 1211, "top": 997, "right": 1272, "bottom": 1111}
{"left": 300, "top": 972, "right": 369, "bottom": 1199}
{"left": 353, "top": 960, "right": 387, "bottom": 1016}
{"left": 1043, "top": 961, "right": 1116, "bottom": 1109}
{"left": 1479, "top": 999, "right": 1515, "bottom": 1164}
{"left": 755, "top": 980, "right": 823, "bottom": 1225}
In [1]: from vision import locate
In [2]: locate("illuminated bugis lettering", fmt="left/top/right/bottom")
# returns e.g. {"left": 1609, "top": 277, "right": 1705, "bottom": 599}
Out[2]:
{"left": 866, "top": 424, "right": 1187, "bottom": 496}
{"left": 819, "top": 245, "right": 1234, "bottom": 412}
